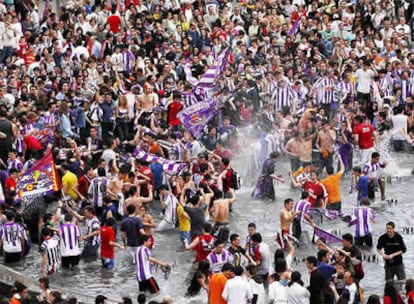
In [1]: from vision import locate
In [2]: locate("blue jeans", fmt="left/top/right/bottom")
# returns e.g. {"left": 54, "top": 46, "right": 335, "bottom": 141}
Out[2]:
{"left": 0, "top": 46, "right": 13, "bottom": 63}
{"left": 180, "top": 231, "right": 191, "bottom": 247}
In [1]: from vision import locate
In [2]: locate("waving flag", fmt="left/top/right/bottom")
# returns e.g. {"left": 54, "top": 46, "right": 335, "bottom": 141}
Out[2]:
{"left": 314, "top": 227, "right": 343, "bottom": 243}
{"left": 17, "top": 151, "right": 61, "bottom": 200}
{"left": 184, "top": 47, "right": 231, "bottom": 93}
{"left": 177, "top": 98, "right": 217, "bottom": 139}
{"left": 133, "top": 148, "right": 188, "bottom": 176}
{"left": 287, "top": 19, "right": 301, "bottom": 36}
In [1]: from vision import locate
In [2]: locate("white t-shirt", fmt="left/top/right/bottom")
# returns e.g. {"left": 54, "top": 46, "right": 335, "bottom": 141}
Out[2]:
{"left": 391, "top": 114, "right": 407, "bottom": 141}
{"left": 268, "top": 281, "right": 288, "bottom": 303}
{"left": 248, "top": 278, "right": 266, "bottom": 304}
{"left": 222, "top": 276, "right": 253, "bottom": 304}
{"left": 354, "top": 69, "right": 375, "bottom": 94}
{"left": 287, "top": 282, "right": 311, "bottom": 304}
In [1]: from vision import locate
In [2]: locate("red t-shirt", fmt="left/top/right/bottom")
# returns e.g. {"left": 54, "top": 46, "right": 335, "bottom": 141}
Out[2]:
{"left": 194, "top": 234, "right": 215, "bottom": 262}
{"left": 168, "top": 101, "right": 183, "bottom": 127}
{"left": 221, "top": 166, "right": 233, "bottom": 193}
{"left": 107, "top": 15, "right": 122, "bottom": 33}
{"left": 352, "top": 123, "right": 374, "bottom": 149}
{"left": 101, "top": 226, "right": 115, "bottom": 259}
{"left": 5, "top": 177, "right": 16, "bottom": 194}
{"left": 78, "top": 175, "right": 90, "bottom": 198}
{"left": 138, "top": 166, "right": 154, "bottom": 197}
{"left": 304, "top": 181, "right": 327, "bottom": 208}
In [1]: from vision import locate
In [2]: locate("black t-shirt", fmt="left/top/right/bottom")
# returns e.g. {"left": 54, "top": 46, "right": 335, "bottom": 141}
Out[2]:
{"left": 377, "top": 232, "right": 406, "bottom": 266}
{"left": 184, "top": 204, "right": 206, "bottom": 237}
{"left": 228, "top": 246, "right": 246, "bottom": 267}
{"left": 120, "top": 216, "right": 144, "bottom": 247}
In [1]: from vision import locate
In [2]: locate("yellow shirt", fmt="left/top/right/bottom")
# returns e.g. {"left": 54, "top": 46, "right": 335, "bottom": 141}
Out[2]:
{"left": 177, "top": 204, "right": 190, "bottom": 232}
{"left": 62, "top": 171, "right": 79, "bottom": 200}
{"left": 321, "top": 172, "right": 342, "bottom": 204}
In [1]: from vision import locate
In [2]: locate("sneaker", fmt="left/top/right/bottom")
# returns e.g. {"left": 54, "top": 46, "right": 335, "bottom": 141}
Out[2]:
{"left": 161, "top": 265, "right": 171, "bottom": 280}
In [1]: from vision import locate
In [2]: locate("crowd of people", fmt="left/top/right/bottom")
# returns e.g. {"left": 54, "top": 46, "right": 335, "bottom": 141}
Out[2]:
{"left": 0, "top": 0, "right": 413, "bottom": 302}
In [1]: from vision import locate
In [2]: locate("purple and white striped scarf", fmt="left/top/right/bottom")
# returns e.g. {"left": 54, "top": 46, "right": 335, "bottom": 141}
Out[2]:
{"left": 314, "top": 227, "right": 343, "bottom": 243}
{"left": 184, "top": 47, "right": 231, "bottom": 92}
{"left": 133, "top": 148, "right": 188, "bottom": 175}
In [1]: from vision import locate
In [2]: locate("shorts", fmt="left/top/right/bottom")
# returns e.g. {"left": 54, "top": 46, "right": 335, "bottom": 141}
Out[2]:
{"left": 4, "top": 252, "right": 21, "bottom": 263}
{"left": 148, "top": 235, "right": 155, "bottom": 249}
{"left": 101, "top": 257, "right": 115, "bottom": 269}
{"left": 138, "top": 277, "right": 160, "bottom": 294}
{"left": 326, "top": 201, "right": 341, "bottom": 212}
{"left": 276, "top": 229, "right": 290, "bottom": 249}
{"left": 61, "top": 255, "right": 81, "bottom": 268}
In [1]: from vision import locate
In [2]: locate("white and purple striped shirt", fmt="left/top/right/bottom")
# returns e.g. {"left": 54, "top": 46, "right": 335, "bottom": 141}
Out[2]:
{"left": 40, "top": 234, "right": 61, "bottom": 272}
{"left": 378, "top": 76, "right": 393, "bottom": 97}
{"left": 85, "top": 216, "right": 101, "bottom": 246}
{"left": 272, "top": 85, "right": 295, "bottom": 110}
{"left": 181, "top": 91, "right": 199, "bottom": 108}
{"left": 207, "top": 249, "right": 234, "bottom": 274}
{"left": 162, "top": 193, "right": 178, "bottom": 224}
{"left": 318, "top": 77, "right": 335, "bottom": 104}
{"left": 7, "top": 159, "right": 23, "bottom": 172}
{"left": 135, "top": 245, "right": 153, "bottom": 281}
{"left": 294, "top": 199, "right": 311, "bottom": 222}
{"left": 88, "top": 176, "right": 109, "bottom": 208}
{"left": 170, "top": 142, "right": 184, "bottom": 161}
{"left": 0, "top": 222, "right": 24, "bottom": 253}
{"left": 44, "top": 112, "right": 58, "bottom": 128}
{"left": 353, "top": 207, "right": 375, "bottom": 237}
{"left": 338, "top": 81, "right": 355, "bottom": 100}
{"left": 362, "top": 161, "right": 384, "bottom": 178}
{"left": 59, "top": 223, "right": 81, "bottom": 257}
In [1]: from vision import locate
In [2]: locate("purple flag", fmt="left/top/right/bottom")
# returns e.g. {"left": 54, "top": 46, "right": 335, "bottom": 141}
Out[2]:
{"left": 177, "top": 98, "right": 217, "bottom": 139}
{"left": 184, "top": 60, "right": 199, "bottom": 87}
{"left": 133, "top": 148, "right": 188, "bottom": 175}
{"left": 309, "top": 208, "right": 342, "bottom": 220}
{"left": 314, "top": 227, "right": 343, "bottom": 243}
{"left": 287, "top": 19, "right": 301, "bottom": 36}
{"left": 185, "top": 48, "right": 231, "bottom": 92}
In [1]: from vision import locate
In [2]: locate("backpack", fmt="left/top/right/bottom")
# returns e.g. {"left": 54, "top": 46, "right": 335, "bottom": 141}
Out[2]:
{"left": 229, "top": 168, "right": 241, "bottom": 190}
{"left": 353, "top": 261, "right": 365, "bottom": 281}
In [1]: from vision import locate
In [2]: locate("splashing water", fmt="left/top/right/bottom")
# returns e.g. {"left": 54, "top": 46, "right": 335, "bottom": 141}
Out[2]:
{"left": 376, "top": 131, "right": 412, "bottom": 177}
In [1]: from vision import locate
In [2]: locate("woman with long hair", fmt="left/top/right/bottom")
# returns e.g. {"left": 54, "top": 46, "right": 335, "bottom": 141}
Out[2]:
{"left": 115, "top": 95, "right": 130, "bottom": 142}
{"left": 186, "top": 260, "right": 210, "bottom": 297}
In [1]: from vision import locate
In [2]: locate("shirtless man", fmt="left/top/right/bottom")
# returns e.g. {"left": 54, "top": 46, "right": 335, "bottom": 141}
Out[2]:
{"left": 299, "top": 130, "right": 313, "bottom": 164}
{"left": 276, "top": 111, "right": 290, "bottom": 130}
{"left": 277, "top": 198, "right": 301, "bottom": 249}
{"left": 123, "top": 185, "right": 153, "bottom": 216}
{"left": 137, "top": 204, "right": 157, "bottom": 249}
{"left": 106, "top": 166, "right": 129, "bottom": 217}
{"left": 284, "top": 130, "right": 302, "bottom": 172}
{"left": 211, "top": 189, "right": 237, "bottom": 242}
{"left": 135, "top": 83, "right": 158, "bottom": 127}
{"left": 317, "top": 120, "right": 336, "bottom": 174}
